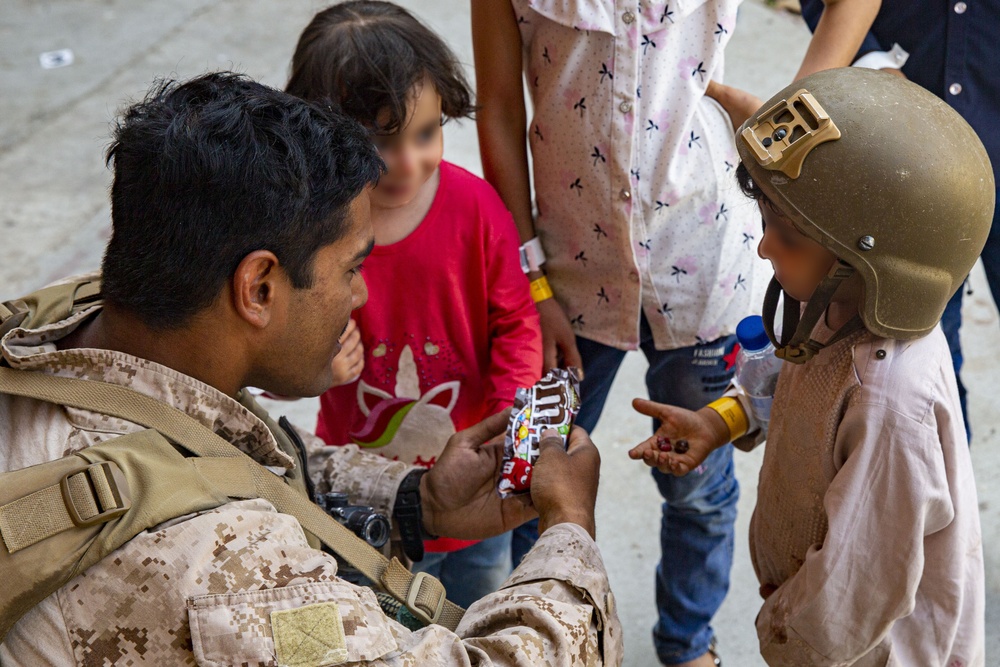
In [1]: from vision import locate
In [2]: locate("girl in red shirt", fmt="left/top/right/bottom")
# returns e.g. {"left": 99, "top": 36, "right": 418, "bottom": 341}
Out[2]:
{"left": 286, "top": 1, "right": 542, "bottom": 608}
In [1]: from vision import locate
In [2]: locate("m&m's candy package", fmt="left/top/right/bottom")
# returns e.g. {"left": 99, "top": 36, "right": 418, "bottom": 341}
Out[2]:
{"left": 497, "top": 368, "right": 581, "bottom": 498}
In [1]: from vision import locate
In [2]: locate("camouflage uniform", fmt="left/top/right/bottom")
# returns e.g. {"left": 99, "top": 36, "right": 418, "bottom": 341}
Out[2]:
{"left": 0, "top": 302, "right": 622, "bottom": 666}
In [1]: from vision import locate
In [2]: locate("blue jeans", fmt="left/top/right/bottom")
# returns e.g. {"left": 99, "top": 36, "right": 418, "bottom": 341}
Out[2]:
{"left": 515, "top": 314, "right": 740, "bottom": 666}
{"left": 411, "top": 532, "right": 512, "bottom": 609}
{"left": 940, "top": 184, "right": 1000, "bottom": 443}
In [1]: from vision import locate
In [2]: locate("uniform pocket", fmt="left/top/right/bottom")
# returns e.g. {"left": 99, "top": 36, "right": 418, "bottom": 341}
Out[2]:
{"left": 188, "top": 581, "right": 398, "bottom": 666}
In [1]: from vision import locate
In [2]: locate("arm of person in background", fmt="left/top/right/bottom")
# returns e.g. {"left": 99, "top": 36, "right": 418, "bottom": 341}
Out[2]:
{"left": 705, "top": 80, "right": 764, "bottom": 132}
{"left": 472, "top": 0, "right": 583, "bottom": 375}
{"left": 481, "top": 198, "right": 544, "bottom": 416}
{"left": 799, "top": 0, "right": 908, "bottom": 77}
{"left": 794, "top": 0, "right": 882, "bottom": 80}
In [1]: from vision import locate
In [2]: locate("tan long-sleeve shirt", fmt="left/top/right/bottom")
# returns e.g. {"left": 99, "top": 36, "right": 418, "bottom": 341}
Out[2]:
{"left": 743, "top": 324, "right": 984, "bottom": 666}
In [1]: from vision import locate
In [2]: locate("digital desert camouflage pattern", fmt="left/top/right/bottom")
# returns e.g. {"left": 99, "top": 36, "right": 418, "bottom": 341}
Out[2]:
{"left": 0, "top": 303, "right": 623, "bottom": 666}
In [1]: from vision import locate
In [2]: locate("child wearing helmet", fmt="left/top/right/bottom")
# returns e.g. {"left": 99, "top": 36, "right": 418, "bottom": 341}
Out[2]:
{"left": 629, "top": 67, "right": 991, "bottom": 667}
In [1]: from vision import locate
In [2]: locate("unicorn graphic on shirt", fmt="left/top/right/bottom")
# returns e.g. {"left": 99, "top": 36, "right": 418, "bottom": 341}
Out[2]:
{"left": 349, "top": 344, "right": 459, "bottom": 468}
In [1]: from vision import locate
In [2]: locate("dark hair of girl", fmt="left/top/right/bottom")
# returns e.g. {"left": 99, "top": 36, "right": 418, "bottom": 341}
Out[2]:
{"left": 286, "top": 1, "right": 475, "bottom": 133}
{"left": 735, "top": 161, "right": 766, "bottom": 201}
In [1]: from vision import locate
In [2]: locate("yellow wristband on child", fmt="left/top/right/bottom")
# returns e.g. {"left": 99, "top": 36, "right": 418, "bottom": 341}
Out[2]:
{"left": 706, "top": 396, "right": 749, "bottom": 441}
{"left": 530, "top": 276, "right": 554, "bottom": 303}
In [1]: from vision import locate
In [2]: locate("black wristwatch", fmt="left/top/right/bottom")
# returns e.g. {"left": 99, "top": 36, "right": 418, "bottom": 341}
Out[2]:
{"left": 393, "top": 469, "right": 436, "bottom": 562}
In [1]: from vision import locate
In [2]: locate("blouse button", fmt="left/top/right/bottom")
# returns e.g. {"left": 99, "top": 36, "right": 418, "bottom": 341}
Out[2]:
{"left": 622, "top": 11, "right": 635, "bottom": 24}
{"left": 949, "top": 82, "right": 963, "bottom": 95}
{"left": 620, "top": 189, "right": 631, "bottom": 201}
{"left": 954, "top": 1, "right": 967, "bottom": 13}
{"left": 619, "top": 100, "right": 632, "bottom": 113}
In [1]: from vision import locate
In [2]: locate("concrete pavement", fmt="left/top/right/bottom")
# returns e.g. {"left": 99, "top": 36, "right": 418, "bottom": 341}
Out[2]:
{"left": 1, "top": 1, "right": 997, "bottom": 664}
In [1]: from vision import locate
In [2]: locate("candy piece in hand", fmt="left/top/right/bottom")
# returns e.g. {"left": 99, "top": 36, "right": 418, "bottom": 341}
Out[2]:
{"left": 656, "top": 436, "right": 672, "bottom": 452}
{"left": 674, "top": 439, "right": 690, "bottom": 454}
{"left": 498, "top": 367, "right": 581, "bottom": 498}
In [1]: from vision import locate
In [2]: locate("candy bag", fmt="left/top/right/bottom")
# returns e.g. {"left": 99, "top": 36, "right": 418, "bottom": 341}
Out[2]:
{"left": 497, "top": 368, "right": 581, "bottom": 497}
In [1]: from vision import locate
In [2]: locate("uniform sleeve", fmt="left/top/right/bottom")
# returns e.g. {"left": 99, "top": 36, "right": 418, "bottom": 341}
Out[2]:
{"left": 481, "top": 191, "right": 543, "bottom": 415}
{"left": 298, "top": 424, "right": 415, "bottom": 516}
{"left": 755, "top": 400, "right": 955, "bottom": 666}
{"left": 289, "top": 428, "right": 620, "bottom": 665}
{"left": 393, "top": 523, "right": 623, "bottom": 666}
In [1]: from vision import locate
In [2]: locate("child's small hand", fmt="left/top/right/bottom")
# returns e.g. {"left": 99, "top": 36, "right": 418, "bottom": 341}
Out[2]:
{"left": 330, "top": 319, "right": 364, "bottom": 386}
{"left": 628, "top": 398, "right": 729, "bottom": 475}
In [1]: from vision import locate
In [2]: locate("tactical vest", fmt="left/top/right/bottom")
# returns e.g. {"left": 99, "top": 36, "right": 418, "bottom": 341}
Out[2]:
{"left": 0, "top": 279, "right": 463, "bottom": 641}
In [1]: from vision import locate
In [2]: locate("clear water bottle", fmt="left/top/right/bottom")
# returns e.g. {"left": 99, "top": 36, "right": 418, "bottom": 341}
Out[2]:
{"left": 735, "top": 315, "right": 784, "bottom": 427}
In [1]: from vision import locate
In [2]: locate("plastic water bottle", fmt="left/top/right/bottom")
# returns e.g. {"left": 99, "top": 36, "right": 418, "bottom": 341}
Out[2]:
{"left": 734, "top": 315, "right": 784, "bottom": 428}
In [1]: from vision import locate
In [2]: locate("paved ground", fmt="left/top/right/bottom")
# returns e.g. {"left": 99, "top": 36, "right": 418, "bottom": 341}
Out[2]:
{"left": 2, "top": 1, "right": 997, "bottom": 665}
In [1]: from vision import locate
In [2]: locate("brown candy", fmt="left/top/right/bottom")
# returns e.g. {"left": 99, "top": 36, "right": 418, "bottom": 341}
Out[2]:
{"left": 674, "top": 439, "right": 690, "bottom": 454}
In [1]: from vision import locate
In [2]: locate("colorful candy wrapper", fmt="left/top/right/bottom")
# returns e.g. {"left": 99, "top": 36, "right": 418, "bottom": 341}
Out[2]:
{"left": 497, "top": 368, "right": 581, "bottom": 498}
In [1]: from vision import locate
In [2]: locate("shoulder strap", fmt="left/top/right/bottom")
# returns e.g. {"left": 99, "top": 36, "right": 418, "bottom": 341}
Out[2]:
{"left": 0, "top": 278, "right": 102, "bottom": 339}
{"left": 0, "top": 366, "right": 463, "bottom": 631}
{"left": 0, "top": 428, "right": 231, "bottom": 641}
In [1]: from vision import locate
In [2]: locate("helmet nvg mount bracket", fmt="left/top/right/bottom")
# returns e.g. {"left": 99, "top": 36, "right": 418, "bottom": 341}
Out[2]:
{"left": 737, "top": 67, "right": 995, "bottom": 362}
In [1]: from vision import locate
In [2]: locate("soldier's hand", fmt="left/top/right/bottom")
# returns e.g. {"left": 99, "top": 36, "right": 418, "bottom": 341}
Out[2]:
{"left": 420, "top": 409, "right": 537, "bottom": 540}
{"left": 530, "top": 426, "right": 600, "bottom": 539}
{"left": 330, "top": 319, "right": 363, "bottom": 386}
{"left": 628, "top": 398, "right": 729, "bottom": 476}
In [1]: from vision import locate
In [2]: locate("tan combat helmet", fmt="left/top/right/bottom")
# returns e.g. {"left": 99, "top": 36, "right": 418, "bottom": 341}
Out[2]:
{"left": 736, "top": 67, "right": 995, "bottom": 362}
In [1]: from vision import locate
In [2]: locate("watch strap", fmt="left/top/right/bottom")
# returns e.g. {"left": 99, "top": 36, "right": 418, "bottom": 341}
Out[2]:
{"left": 394, "top": 468, "right": 434, "bottom": 562}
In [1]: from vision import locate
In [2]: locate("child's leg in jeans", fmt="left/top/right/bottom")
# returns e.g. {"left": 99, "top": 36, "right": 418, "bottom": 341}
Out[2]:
{"left": 422, "top": 532, "right": 513, "bottom": 609}
{"left": 642, "top": 330, "right": 739, "bottom": 665}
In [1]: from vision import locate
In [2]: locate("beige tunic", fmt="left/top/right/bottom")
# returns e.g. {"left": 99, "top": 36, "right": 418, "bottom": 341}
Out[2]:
{"left": 0, "top": 305, "right": 622, "bottom": 666}
{"left": 741, "top": 325, "right": 984, "bottom": 667}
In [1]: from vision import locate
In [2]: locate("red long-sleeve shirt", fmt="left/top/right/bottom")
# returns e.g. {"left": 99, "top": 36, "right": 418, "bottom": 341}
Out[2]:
{"left": 316, "top": 162, "right": 542, "bottom": 551}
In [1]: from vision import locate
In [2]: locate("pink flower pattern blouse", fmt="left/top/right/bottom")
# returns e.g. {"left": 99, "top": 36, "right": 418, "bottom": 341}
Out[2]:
{"left": 515, "top": 0, "right": 770, "bottom": 350}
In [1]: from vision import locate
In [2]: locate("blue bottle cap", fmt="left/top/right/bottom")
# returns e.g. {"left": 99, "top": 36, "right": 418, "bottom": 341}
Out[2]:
{"left": 736, "top": 315, "right": 771, "bottom": 351}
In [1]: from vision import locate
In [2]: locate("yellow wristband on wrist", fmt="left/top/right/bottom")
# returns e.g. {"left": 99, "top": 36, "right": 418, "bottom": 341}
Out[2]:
{"left": 706, "top": 396, "right": 749, "bottom": 441}
{"left": 530, "top": 276, "right": 554, "bottom": 303}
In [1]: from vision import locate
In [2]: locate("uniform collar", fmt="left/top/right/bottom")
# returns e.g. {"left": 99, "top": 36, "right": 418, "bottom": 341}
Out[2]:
{"left": 1, "top": 305, "right": 296, "bottom": 469}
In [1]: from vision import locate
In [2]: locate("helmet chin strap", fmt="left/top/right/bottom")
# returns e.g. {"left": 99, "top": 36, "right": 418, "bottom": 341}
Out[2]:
{"left": 762, "top": 261, "right": 865, "bottom": 364}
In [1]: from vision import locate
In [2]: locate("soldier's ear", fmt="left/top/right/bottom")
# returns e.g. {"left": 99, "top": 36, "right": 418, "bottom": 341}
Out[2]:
{"left": 231, "top": 250, "right": 282, "bottom": 329}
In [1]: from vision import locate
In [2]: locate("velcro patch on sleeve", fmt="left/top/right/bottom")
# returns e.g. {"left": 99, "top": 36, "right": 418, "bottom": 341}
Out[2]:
{"left": 271, "top": 602, "right": 349, "bottom": 667}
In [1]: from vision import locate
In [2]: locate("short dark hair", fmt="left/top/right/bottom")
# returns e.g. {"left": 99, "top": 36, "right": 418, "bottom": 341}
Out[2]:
{"left": 286, "top": 1, "right": 475, "bottom": 133}
{"left": 102, "top": 72, "right": 383, "bottom": 329}
{"left": 735, "top": 161, "right": 766, "bottom": 202}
